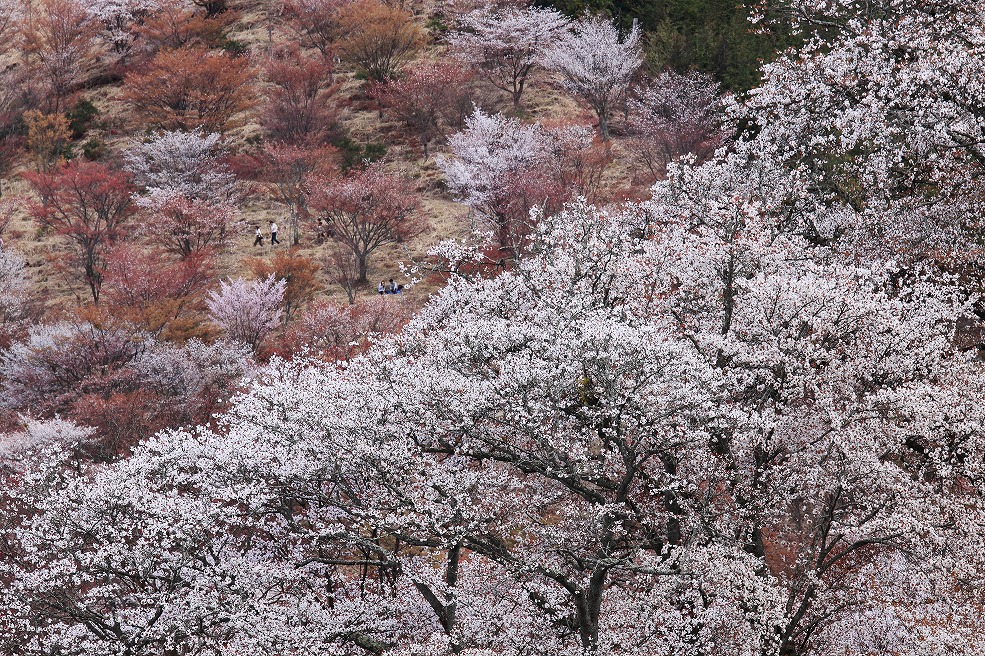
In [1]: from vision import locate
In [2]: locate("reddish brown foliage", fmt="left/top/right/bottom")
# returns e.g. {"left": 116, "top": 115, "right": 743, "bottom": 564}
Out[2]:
{"left": 21, "top": 0, "right": 98, "bottom": 111}
{"left": 142, "top": 194, "right": 237, "bottom": 258}
{"left": 543, "top": 122, "right": 613, "bottom": 204}
{"left": 261, "top": 46, "right": 341, "bottom": 145}
{"left": 2, "top": 318, "right": 145, "bottom": 419}
{"left": 24, "top": 161, "right": 137, "bottom": 304}
{"left": 272, "top": 295, "right": 412, "bottom": 361}
{"left": 121, "top": 46, "right": 255, "bottom": 132}
{"left": 283, "top": 0, "right": 350, "bottom": 58}
{"left": 101, "top": 245, "right": 215, "bottom": 340}
{"left": 70, "top": 389, "right": 183, "bottom": 460}
{"left": 248, "top": 248, "right": 321, "bottom": 323}
{"left": 309, "top": 163, "right": 424, "bottom": 281}
{"left": 373, "top": 62, "right": 474, "bottom": 157}
{"left": 135, "top": 0, "right": 235, "bottom": 53}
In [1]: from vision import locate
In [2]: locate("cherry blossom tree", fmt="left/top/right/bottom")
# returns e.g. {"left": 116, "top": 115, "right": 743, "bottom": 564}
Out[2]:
{"left": 86, "top": 0, "right": 160, "bottom": 58}
{"left": 0, "top": 0, "right": 21, "bottom": 56}
{"left": 439, "top": 109, "right": 609, "bottom": 248}
{"left": 309, "top": 163, "right": 423, "bottom": 281}
{"left": 125, "top": 129, "right": 239, "bottom": 202}
{"left": 541, "top": 16, "right": 641, "bottom": 139}
{"left": 0, "top": 246, "right": 29, "bottom": 337}
{"left": 10, "top": 195, "right": 985, "bottom": 655}
{"left": 0, "top": 320, "right": 145, "bottom": 415}
{"left": 10, "top": 3, "right": 985, "bottom": 656}
{"left": 448, "top": 4, "right": 568, "bottom": 109}
{"left": 0, "top": 416, "right": 95, "bottom": 459}
{"left": 628, "top": 70, "right": 727, "bottom": 180}
{"left": 735, "top": 0, "right": 985, "bottom": 275}
{"left": 21, "top": 0, "right": 99, "bottom": 112}
{"left": 134, "top": 337, "right": 252, "bottom": 421}
{"left": 439, "top": 108, "right": 545, "bottom": 245}
{"left": 206, "top": 275, "right": 286, "bottom": 352}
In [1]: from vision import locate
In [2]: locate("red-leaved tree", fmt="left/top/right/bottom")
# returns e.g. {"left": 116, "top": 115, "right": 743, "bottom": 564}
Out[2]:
{"left": 262, "top": 46, "right": 341, "bottom": 145}
{"left": 309, "top": 163, "right": 423, "bottom": 282}
{"left": 102, "top": 244, "right": 215, "bottom": 339}
{"left": 260, "top": 142, "right": 337, "bottom": 245}
{"left": 283, "top": 0, "right": 349, "bottom": 58}
{"left": 25, "top": 161, "right": 137, "bottom": 304}
{"left": 141, "top": 191, "right": 237, "bottom": 258}
{"left": 275, "top": 295, "right": 412, "bottom": 361}
{"left": 373, "top": 61, "right": 473, "bottom": 158}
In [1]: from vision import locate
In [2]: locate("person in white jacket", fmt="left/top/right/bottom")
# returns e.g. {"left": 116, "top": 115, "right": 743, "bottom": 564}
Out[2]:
{"left": 270, "top": 222, "right": 280, "bottom": 245}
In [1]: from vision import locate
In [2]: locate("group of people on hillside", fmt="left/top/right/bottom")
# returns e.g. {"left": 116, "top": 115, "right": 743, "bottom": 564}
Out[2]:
{"left": 253, "top": 222, "right": 280, "bottom": 247}
{"left": 378, "top": 279, "right": 403, "bottom": 295}
{"left": 251, "top": 223, "right": 404, "bottom": 296}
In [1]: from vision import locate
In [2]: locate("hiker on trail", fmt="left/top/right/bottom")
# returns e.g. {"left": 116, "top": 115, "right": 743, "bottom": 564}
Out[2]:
{"left": 253, "top": 227, "right": 264, "bottom": 247}
{"left": 378, "top": 281, "right": 386, "bottom": 295}
{"left": 270, "top": 221, "right": 280, "bottom": 245}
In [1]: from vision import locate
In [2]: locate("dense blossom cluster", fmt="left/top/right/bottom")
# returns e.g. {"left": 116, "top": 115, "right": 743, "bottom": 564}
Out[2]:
{"left": 440, "top": 109, "right": 609, "bottom": 248}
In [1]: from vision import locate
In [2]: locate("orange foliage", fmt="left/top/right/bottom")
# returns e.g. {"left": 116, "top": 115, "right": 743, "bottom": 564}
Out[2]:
{"left": 248, "top": 248, "right": 321, "bottom": 323}
{"left": 336, "top": 0, "right": 423, "bottom": 81}
{"left": 121, "top": 46, "right": 255, "bottom": 132}
{"left": 135, "top": 0, "right": 235, "bottom": 53}
{"left": 21, "top": 0, "right": 98, "bottom": 111}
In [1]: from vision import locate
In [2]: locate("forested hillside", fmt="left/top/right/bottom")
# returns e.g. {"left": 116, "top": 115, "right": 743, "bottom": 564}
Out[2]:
{"left": 4, "top": 0, "right": 985, "bottom": 655}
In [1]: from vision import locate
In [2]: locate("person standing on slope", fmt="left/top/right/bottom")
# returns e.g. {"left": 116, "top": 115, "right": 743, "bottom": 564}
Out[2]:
{"left": 270, "top": 221, "right": 280, "bottom": 245}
